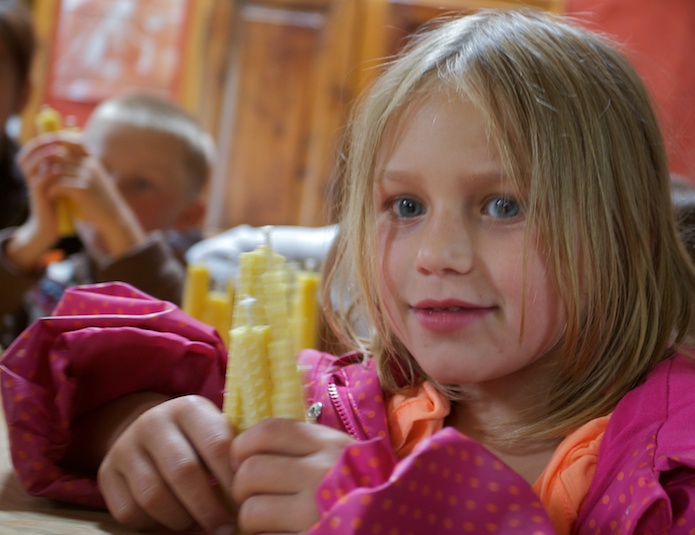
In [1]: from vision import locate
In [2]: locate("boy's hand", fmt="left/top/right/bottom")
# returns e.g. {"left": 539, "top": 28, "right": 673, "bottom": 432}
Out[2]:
{"left": 7, "top": 132, "right": 86, "bottom": 270}
{"left": 97, "top": 395, "right": 236, "bottom": 532}
{"left": 231, "top": 418, "right": 355, "bottom": 534}
{"left": 16, "top": 132, "right": 146, "bottom": 261}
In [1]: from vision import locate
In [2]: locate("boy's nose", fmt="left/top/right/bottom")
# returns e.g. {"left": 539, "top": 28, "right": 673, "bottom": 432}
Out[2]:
{"left": 415, "top": 214, "right": 474, "bottom": 276}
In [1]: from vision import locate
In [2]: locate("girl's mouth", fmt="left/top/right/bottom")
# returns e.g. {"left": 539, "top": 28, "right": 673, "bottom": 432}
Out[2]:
{"left": 412, "top": 300, "right": 494, "bottom": 333}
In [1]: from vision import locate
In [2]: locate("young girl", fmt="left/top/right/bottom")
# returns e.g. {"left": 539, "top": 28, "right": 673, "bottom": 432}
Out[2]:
{"left": 2, "top": 8, "right": 695, "bottom": 535}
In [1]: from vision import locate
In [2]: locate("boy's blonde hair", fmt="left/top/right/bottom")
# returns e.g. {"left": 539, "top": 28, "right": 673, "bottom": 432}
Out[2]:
{"left": 85, "top": 92, "right": 215, "bottom": 198}
{"left": 324, "top": 9, "right": 695, "bottom": 446}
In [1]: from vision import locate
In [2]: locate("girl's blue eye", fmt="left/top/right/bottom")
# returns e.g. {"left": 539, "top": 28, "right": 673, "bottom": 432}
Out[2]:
{"left": 485, "top": 197, "right": 521, "bottom": 219}
{"left": 393, "top": 198, "right": 425, "bottom": 218}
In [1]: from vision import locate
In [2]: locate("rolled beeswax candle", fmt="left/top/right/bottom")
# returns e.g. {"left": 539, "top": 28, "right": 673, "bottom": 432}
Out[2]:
{"left": 182, "top": 263, "right": 210, "bottom": 320}
{"left": 202, "top": 290, "right": 233, "bottom": 347}
{"left": 291, "top": 270, "right": 321, "bottom": 354}
{"left": 35, "top": 105, "right": 76, "bottom": 237}
{"left": 230, "top": 324, "right": 272, "bottom": 432}
{"left": 262, "top": 267, "right": 305, "bottom": 419}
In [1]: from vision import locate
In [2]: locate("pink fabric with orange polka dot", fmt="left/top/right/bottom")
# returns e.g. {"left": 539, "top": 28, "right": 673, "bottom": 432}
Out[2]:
{"left": 300, "top": 349, "right": 556, "bottom": 533}
{"left": 300, "top": 349, "right": 695, "bottom": 534}
{"left": 0, "top": 282, "right": 227, "bottom": 508}
{"left": 574, "top": 355, "right": 695, "bottom": 534}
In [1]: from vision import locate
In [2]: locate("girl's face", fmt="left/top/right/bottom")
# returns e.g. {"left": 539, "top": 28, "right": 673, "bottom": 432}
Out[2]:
{"left": 374, "top": 92, "right": 566, "bottom": 387}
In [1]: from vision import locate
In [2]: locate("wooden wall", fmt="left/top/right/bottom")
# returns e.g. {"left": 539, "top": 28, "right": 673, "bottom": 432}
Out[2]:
{"left": 25, "top": 0, "right": 565, "bottom": 235}
{"left": 201, "top": 0, "right": 564, "bottom": 233}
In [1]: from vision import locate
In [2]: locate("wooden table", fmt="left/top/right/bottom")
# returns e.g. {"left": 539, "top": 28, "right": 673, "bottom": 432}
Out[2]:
{"left": 0, "top": 396, "right": 195, "bottom": 534}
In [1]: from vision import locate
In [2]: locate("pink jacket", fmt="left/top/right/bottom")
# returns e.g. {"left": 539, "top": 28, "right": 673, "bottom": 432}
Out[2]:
{"left": 2, "top": 282, "right": 695, "bottom": 533}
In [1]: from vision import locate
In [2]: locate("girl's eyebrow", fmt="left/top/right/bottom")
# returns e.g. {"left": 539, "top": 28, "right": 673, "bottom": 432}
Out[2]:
{"left": 377, "top": 168, "right": 510, "bottom": 188}
{"left": 376, "top": 170, "right": 414, "bottom": 184}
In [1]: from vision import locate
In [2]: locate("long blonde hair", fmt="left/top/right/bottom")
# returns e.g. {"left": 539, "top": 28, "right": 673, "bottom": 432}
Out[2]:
{"left": 323, "top": 9, "right": 695, "bottom": 445}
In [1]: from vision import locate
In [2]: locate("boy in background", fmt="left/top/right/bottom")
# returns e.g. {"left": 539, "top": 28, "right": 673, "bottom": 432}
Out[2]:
{"left": 0, "top": 92, "right": 215, "bottom": 346}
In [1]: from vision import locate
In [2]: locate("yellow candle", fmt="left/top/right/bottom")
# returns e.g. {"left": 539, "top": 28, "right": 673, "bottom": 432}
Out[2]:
{"left": 35, "top": 105, "right": 62, "bottom": 133}
{"left": 225, "top": 324, "right": 272, "bottom": 432}
{"left": 202, "top": 291, "right": 233, "bottom": 347}
{"left": 292, "top": 271, "right": 321, "bottom": 354}
{"left": 182, "top": 263, "right": 210, "bottom": 320}
{"left": 267, "top": 338, "right": 305, "bottom": 420}
{"left": 262, "top": 267, "right": 304, "bottom": 418}
{"left": 35, "top": 105, "right": 76, "bottom": 237}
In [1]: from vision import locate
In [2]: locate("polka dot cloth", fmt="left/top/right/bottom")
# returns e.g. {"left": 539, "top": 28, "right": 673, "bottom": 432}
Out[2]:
{"left": 313, "top": 428, "right": 554, "bottom": 533}
{"left": 0, "top": 282, "right": 228, "bottom": 508}
{"left": 299, "top": 350, "right": 554, "bottom": 533}
{"left": 574, "top": 355, "right": 695, "bottom": 534}
{"left": 302, "top": 351, "right": 695, "bottom": 534}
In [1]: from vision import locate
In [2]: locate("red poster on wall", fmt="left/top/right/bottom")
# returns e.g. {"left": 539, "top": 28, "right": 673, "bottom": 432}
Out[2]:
{"left": 45, "top": 0, "right": 192, "bottom": 127}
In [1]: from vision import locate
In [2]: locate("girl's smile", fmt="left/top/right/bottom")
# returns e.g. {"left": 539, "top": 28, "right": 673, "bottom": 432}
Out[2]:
{"left": 411, "top": 298, "right": 497, "bottom": 334}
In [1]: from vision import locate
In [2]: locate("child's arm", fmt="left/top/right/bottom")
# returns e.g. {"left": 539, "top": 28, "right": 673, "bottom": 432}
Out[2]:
{"left": 7, "top": 131, "right": 145, "bottom": 270}
{"left": 4, "top": 132, "right": 79, "bottom": 272}
{"left": 13, "top": 132, "right": 146, "bottom": 265}
{"left": 95, "top": 234, "right": 187, "bottom": 305}
{"left": 96, "top": 395, "right": 236, "bottom": 533}
{"left": 0, "top": 228, "right": 42, "bottom": 314}
{"left": 229, "top": 418, "right": 355, "bottom": 533}
{"left": 0, "top": 282, "right": 228, "bottom": 513}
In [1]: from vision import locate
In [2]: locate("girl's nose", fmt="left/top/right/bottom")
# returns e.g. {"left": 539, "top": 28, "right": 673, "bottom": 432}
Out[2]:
{"left": 415, "top": 213, "right": 474, "bottom": 275}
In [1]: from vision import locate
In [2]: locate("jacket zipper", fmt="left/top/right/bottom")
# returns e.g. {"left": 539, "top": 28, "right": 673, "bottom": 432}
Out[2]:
{"left": 327, "top": 380, "right": 369, "bottom": 440}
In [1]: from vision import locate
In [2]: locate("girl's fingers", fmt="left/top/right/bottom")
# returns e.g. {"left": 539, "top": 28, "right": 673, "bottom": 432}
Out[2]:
{"left": 233, "top": 453, "right": 304, "bottom": 499}
{"left": 99, "top": 397, "right": 236, "bottom": 532}
{"left": 237, "top": 492, "right": 317, "bottom": 534}
{"left": 98, "top": 452, "right": 180, "bottom": 531}
{"left": 132, "top": 453, "right": 208, "bottom": 530}
{"left": 173, "top": 396, "right": 236, "bottom": 492}
{"left": 146, "top": 411, "right": 235, "bottom": 529}
{"left": 231, "top": 418, "right": 352, "bottom": 465}
{"left": 230, "top": 419, "right": 353, "bottom": 533}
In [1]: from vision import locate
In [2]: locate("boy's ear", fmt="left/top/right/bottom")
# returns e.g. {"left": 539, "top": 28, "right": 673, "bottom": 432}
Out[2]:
{"left": 173, "top": 198, "right": 206, "bottom": 232}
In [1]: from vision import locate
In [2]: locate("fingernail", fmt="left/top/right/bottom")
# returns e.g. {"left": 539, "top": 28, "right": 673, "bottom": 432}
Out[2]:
{"left": 213, "top": 525, "right": 235, "bottom": 535}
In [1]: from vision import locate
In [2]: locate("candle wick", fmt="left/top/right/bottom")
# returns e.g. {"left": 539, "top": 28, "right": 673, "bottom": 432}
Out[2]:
{"left": 305, "top": 257, "right": 318, "bottom": 272}
{"left": 261, "top": 225, "right": 273, "bottom": 251}
{"left": 240, "top": 296, "right": 256, "bottom": 325}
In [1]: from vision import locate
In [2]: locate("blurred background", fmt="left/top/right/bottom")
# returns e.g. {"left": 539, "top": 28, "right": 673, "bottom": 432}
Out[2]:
{"left": 17, "top": 0, "right": 695, "bottom": 235}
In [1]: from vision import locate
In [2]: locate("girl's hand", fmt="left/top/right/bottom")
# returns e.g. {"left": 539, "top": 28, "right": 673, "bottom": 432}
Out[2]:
{"left": 231, "top": 418, "right": 355, "bottom": 534}
{"left": 97, "top": 395, "right": 236, "bottom": 532}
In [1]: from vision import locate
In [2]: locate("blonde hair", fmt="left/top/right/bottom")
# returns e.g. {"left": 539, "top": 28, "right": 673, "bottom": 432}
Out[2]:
{"left": 84, "top": 92, "right": 216, "bottom": 198}
{"left": 323, "top": 9, "right": 695, "bottom": 446}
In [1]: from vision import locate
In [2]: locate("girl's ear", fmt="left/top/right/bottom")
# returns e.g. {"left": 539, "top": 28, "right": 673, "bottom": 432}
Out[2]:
{"left": 173, "top": 198, "right": 206, "bottom": 232}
